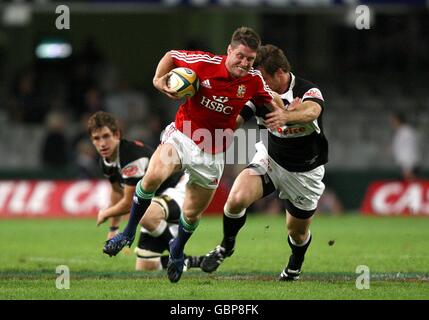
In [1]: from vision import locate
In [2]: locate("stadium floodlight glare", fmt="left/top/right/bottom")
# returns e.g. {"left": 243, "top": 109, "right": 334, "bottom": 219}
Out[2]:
{"left": 2, "top": 3, "right": 31, "bottom": 27}
{"left": 35, "top": 41, "right": 72, "bottom": 59}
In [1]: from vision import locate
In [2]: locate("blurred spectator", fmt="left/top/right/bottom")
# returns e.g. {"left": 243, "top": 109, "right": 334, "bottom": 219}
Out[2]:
{"left": 70, "top": 113, "right": 95, "bottom": 175}
{"left": 48, "top": 92, "right": 67, "bottom": 114}
{"left": 71, "top": 113, "right": 92, "bottom": 151}
{"left": 152, "top": 91, "right": 180, "bottom": 124}
{"left": 317, "top": 188, "right": 344, "bottom": 215}
{"left": 389, "top": 112, "right": 421, "bottom": 180}
{"left": 8, "top": 69, "right": 46, "bottom": 123}
{"left": 40, "top": 111, "right": 69, "bottom": 168}
{"left": 74, "top": 139, "right": 99, "bottom": 179}
{"left": 68, "top": 62, "right": 95, "bottom": 119}
{"left": 80, "top": 37, "right": 105, "bottom": 70}
{"left": 84, "top": 87, "right": 104, "bottom": 114}
{"left": 70, "top": 112, "right": 100, "bottom": 178}
{"left": 68, "top": 37, "right": 105, "bottom": 119}
{"left": 104, "top": 80, "right": 150, "bottom": 126}
{"left": 142, "top": 114, "right": 164, "bottom": 147}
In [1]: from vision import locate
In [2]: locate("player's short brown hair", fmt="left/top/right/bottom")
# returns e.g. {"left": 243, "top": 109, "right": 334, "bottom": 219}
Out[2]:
{"left": 254, "top": 44, "right": 291, "bottom": 76}
{"left": 87, "top": 111, "right": 120, "bottom": 136}
{"left": 230, "top": 27, "right": 261, "bottom": 51}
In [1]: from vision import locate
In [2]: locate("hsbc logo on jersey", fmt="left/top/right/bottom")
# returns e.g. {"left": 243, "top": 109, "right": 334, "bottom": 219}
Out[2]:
{"left": 200, "top": 96, "right": 233, "bottom": 114}
{"left": 213, "top": 96, "right": 229, "bottom": 103}
{"left": 303, "top": 88, "right": 324, "bottom": 101}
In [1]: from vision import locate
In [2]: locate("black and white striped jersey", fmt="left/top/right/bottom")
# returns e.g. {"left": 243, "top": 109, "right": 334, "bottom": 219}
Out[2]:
{"left": 100, "top": 139, "right": 184, "bottom": 194}
{"left": 240, "top": 73, "right": 328, "bottom": 172}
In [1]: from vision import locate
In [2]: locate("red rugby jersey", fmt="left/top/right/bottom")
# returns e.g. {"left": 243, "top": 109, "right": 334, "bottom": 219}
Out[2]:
{"left": 170, "top": 50, "right": 273, "bottom": 154}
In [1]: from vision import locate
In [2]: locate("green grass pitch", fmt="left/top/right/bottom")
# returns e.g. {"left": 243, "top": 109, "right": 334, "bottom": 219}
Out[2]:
{"left": 0, "top": 214, "right": 428, "bottom": 300}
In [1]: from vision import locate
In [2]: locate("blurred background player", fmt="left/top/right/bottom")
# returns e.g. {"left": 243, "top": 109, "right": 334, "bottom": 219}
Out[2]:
{"left": 102, "top": 26, "right": 284, "bottom": 283}
{"left": 201, "top": 44, "right": 328, "bottom": 281}
{"left": 88, "top": 111, "right": 203, "bottom": 271}
{"left": 389, "top": 111, "right": 421, "bottom": 181}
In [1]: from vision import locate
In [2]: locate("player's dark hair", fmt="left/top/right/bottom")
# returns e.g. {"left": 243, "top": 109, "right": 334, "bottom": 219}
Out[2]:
{"left": 254, "top": 44, "right": 291, "bottom": 76}
{"left": 87, "top": 111, "right": 120, "bottom": 136}
{"left": 230, "top": 27, "right": 261, "bottom": 51}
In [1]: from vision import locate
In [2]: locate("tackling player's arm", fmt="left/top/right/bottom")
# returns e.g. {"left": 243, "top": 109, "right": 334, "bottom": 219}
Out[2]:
{"left": 265, "top": 98, "right": 322, "bottom": 131}
{"left": 264, "top": 91, "right": 285, "bottom": 112}
{"left": 236, "top": 98, "right": 259, "bottom": 129}
{"left": 97, "top": 183, "right": 135, "bottom": 226}
{"left": 153, "top": 51, "right": 181, "bottom": 100}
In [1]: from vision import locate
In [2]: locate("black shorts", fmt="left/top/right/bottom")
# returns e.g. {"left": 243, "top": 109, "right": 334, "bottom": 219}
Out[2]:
{"left": 151, "top": 194, "right": 181, "bottom": 223}
{"left": 136, "top": 232, "right": 170, "bottom": 256}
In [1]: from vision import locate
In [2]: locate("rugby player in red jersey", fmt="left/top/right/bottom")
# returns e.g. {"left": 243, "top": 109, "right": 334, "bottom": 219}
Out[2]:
{"left": 103, "top": 27, "right": 284, "bottom": 283}
{"left": 201, "top": 44, "right": 328, "bottom": 281}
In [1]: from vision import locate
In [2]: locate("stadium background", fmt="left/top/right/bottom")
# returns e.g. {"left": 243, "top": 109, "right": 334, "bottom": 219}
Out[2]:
{"left": 0, "top": 0, "right": 428, "bottom": 215}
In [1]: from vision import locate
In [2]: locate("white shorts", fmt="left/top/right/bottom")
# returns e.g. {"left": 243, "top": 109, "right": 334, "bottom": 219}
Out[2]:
{"left": 161, "top": 123, "right": 224, "bottom": 189}
{"left": 250, "top": 141, "right": 325, "bottom": 212}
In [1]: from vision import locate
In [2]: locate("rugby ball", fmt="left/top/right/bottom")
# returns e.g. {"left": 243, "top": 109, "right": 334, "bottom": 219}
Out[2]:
{"left": 167, "top": 67, "right": 199, "bottom": 98}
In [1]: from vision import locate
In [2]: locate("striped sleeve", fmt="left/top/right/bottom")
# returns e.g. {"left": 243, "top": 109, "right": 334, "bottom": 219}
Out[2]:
{"left": 170, "top": 50, "right": 222, "bottom": 68}
{"left": 248, "top": 69, "right": 274, "bottom": 106}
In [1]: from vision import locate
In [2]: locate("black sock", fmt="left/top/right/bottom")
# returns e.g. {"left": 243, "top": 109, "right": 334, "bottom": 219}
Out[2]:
{"left": 287, "top": 233, "right": 312, "bottom": 270}
{"left": 221, "top": 210, "right": 247, "bottom": 252}
{"left": 123, "top": 181, "right": 155, "bottom": 239}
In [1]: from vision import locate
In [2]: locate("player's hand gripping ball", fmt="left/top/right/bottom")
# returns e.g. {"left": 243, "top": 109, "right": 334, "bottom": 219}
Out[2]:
{"left": 167, "top": 67, "right": 199, "bottom": 98}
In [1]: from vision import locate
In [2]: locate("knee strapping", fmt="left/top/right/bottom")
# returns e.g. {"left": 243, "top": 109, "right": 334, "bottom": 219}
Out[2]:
{"left": 224, "top": 204, "right": 246, "bottom": 219}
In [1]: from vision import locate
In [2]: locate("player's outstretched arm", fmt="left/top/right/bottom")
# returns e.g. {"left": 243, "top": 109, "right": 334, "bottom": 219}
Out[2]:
{"left": 261, "top": 92, "right": 286, "bottom": 131}
{"left": 265, "top": 99, "right": 322, "bottom": 130}
{"left": 264, "top": 91, "right": 284, "bottom": 112}
{"left": 153, "top": 51, "right": 181, "bottom": 100}
{"left": 97, "top": 184, "right": 135, "bottom": 226}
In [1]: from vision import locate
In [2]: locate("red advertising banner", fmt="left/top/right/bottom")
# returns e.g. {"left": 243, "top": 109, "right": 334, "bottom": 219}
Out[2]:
{"left": 0, "top": 180, "right": 227, "bottom": 218}
{"left": 0, "top": 180, "right": 111, "bottom": 218}
{"left": 361, "top": 180, "right": 429, "bottom": 216}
